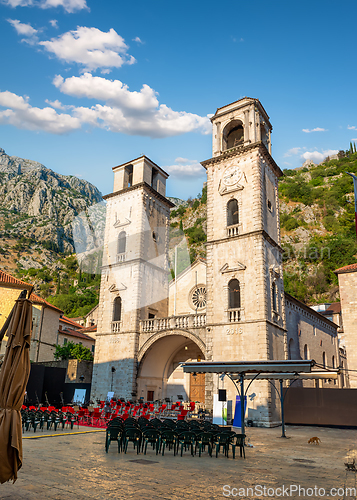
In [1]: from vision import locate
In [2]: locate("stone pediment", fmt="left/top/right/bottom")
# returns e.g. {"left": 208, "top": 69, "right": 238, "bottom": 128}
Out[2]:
{"left": 109, "top": 283, "right": 127, "bottom": 292}
{"left": 220, "top": 262, "right": 246, "bottom": 273}
{"left": 113, "top": 218, "right": 131, "bottom": 228}
{"left": 218, "top": 183, "right": 244, "bottom": 196}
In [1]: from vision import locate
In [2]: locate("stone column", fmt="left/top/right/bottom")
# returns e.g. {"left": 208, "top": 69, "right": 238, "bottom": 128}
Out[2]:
{"left": 244, "top": 110, "right": 250, "bottom": 144}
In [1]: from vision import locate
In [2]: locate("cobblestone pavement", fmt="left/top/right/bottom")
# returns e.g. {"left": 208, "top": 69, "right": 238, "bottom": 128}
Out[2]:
{"left": 1, "top": 425, "right": 357, "bottom": 500}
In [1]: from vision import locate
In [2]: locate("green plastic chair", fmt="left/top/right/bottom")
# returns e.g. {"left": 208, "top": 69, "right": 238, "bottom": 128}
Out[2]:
{"left": 142, "top": 429, "right": 161, "bottom": 455}
{"left": 105, "top": 426, "right": 122, "bottom": 453}
{"left": 178, "top": 431, "right": 196, "bottom": 457}
{"left": 123, "top": 428, "right": 142, "bottom": 454}
{"left": 160, "top": 430, "right": 178, "bottom": 456}
{"left": 230, "top": 433, "right": 245, "bottom": 459}
{"left": 195, "top": 431, "right": 213, "bottom": 457}
{"left": 213, "top": 433, "right": 231, "bottom": 458}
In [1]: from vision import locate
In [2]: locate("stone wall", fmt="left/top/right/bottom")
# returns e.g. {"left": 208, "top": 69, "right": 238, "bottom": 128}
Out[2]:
{"left": 338, "top": 270, "right": 357, "bottom": 387}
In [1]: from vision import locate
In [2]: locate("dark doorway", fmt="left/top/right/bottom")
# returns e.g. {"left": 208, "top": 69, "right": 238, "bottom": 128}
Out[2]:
{"left": 147, "top": 390, "right": 154, "bottom": 401}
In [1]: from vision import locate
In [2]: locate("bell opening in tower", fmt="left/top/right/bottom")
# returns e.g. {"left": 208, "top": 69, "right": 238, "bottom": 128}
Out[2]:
{"left": 223, "top": 120, "right": 244, "bottom": 151}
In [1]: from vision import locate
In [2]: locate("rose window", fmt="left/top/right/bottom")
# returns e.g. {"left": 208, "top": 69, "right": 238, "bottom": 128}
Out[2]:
{"left": 191, "top": 286, "right": 207, "bottom": 309}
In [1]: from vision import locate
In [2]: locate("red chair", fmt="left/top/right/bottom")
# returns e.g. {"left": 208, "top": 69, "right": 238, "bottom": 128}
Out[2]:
{"left": 77, "top": 409, "right": 85, "bottom": 424}
{"left": 177, "top": 409, "right": 188, "bottom": 421}
{"left": 91, "top": 408, "right": 102, "bottom": 426}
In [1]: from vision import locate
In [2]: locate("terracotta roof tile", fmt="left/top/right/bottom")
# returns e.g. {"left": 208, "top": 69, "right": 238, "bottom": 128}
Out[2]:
{"left": 80, "top": 325, "right": 97, "bottom": 333}
{"left": 325, "top": 302, "right": 341, "bottom": 314}
{"left": 60, "top": 316, "right": 83, "bottom": 329}
{"left": 30, "top": 293, "right": 63, "bottom": 313}
{"left": 335, "top": 263, "right": 357, "bottom": 274}
{"left": 0, "top": 269, "right": 32, "bottom": 289}
{"left": 58, "top": 328, "right": 95, "bottom": 341}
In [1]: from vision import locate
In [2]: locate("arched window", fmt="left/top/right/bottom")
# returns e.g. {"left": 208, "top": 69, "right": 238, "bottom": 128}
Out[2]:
{"left": 222, "top": 120, "right": 244, "bottom": 151}
{"left": 113, "top": 297, "right": 122, "bottom": 322}
{"left": 227, "top": 125, "right": 244, "bottom": 149}
{"left": 332, "top": 355, "right": 335, "bottom": 369}
{"left": 227, "top": 199, "right": 239, "bottom": 227}
{"left": 118, "top": 231, "right": 126, "bottom": 254}
{"left": 288, "top": 338, "right": 294, "bottom": 360}
{"left": 322, "top": 352, "right": 326, "bottom": 368}
{"left": 125, "top": 165, "right": 133, "bottom": 188}
{"left": 303, "top": 344, "right": 309, "bottom": 360}
{"left": 228, "top": 279, "right": 241, "bottom": 309}
{"left": 272, "top": 282, "right": 277, "bottom": 311}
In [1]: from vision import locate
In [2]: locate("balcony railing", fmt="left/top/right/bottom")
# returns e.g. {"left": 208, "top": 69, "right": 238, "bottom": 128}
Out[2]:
{"left": 117, "top": 253, "right": 126, "bottom": 263}
{"left": 227, "top": 224, "right": 239, "bottom": 237}
{"left": 111, "top": 321, "right": 122, "bottom": 333}
{"left": 140, "top": 314, "right": 206, "bottom": 333}
{"left": 228, "top": 308, "right": 241, "bottom": 322}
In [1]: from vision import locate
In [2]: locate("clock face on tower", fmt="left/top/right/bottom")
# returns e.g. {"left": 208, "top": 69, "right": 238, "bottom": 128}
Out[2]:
{"left": 222, "top": 164, "right": 242, "bottom": 186}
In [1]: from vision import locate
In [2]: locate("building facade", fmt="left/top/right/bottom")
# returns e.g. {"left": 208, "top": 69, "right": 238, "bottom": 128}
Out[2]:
{"left": 336, "top": 263, "right": 357, "bottom": 388}
{"left": 91, "top": 98, "right": 339, "bottom": 425}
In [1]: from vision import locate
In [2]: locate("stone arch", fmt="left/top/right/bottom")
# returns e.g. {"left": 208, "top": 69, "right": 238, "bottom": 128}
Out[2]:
{"left": 136, "top": 330, "right": 207, "bottom": 402}
{"left": 222, "top": 119, "right": 244, "bottom": 151}
{"left": 227, "top": 198, "right": 239, "bottom": 227}
{"left": 137, "top": 329, "right": 207, "bottom": 364}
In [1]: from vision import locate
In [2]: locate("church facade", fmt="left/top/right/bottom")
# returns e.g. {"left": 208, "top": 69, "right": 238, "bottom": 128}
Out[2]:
{"left": 91, "top": 98, "right": 339, "bottom": 426}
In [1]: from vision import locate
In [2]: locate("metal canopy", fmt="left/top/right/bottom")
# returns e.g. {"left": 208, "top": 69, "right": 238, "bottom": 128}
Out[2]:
{"left": 235, "top": 370, "right": 339, "bottom": 380}
{"left": 182, "top": 360, "right": 315, "bottom": 374}
{"left": 181, "top": 359, "right": 318, "bottom": 441}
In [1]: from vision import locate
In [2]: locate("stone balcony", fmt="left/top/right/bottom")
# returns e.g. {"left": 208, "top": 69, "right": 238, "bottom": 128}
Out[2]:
{"left": 227, "top": 224, "right": 240, "bottom": 237}
{"left": 111, "top": 320, "right": 122, "bottom": 333}
{"left": 140, "top": 313, "right": 206, "bottom": 333}
{"left": 228, "top": 308, "right": 241, "bottom": 322}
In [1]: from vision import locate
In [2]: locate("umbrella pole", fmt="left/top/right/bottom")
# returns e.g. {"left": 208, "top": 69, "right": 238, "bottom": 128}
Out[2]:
{"left": 0, "top": 290, "right": 28, "bottom": 343}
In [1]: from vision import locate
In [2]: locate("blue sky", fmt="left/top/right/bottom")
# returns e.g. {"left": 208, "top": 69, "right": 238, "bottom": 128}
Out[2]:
{"left": 1, "top": 0, "right": 357, "bottom": 199}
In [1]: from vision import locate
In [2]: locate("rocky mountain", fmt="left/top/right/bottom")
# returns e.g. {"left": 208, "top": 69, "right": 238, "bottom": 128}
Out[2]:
{"left": 0, "top": 148, "right": 103, "bottom": 271}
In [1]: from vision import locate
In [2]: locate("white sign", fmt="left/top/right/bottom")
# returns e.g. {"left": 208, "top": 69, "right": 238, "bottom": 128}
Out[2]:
{"left": 73, "top": 389, "right": 86, "bottom": 404}
{"left": 106, "top": 391, "right": 114, "bottom": 401}
{"left": 213, "top": 394, "right": 227, "bottom": 426}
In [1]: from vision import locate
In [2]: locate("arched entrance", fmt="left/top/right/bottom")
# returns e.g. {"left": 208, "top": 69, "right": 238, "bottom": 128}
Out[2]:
{"left": 137, "top": 332, "right": 206, "bottom": 402}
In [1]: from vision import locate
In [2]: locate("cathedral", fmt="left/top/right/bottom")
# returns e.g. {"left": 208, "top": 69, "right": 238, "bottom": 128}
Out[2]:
{"left": 91, "top": 98, "right": 339, "bottom": 426}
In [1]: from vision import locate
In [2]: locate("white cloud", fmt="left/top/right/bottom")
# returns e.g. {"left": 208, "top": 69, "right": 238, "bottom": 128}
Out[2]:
{"left": 44, "top": 98, "right": 73, "bottom": 110}
{"left": 39, "top": 27, "right": 135, "bottom": 72}
{"left": 163, "top": 158, "right": 206, "bottom": 178}
{"left": 2, "top": 0, "right": 33, "bottom": 6}
{"left": 348, "top": 125, "right": 357, "bottom": 130}
{"left": 0, "top": 76, "right": 210, "bottom": 138}
{"left": 53, "top": 73, "right": 159, "bottom": 111}
{"left": 302, "top": 127, "right": 327, "bottom": 133}
{"left": 132, "top": 36, "right": 144, "bottom": 44}
{"left": 41, "top": 0, "right": 88, "bottom": 12}
{"left": 0, "top": 90, "right": 81, "bottom": 134}
{"left": 284, "top": 147, "right": 301, "bottom": 157}
{"left": 7, "top": 18, "right": 37, "bottom": 36}
{"left": 54, "top": 73, "right": 211, "bottom": 137}
{"left": 301, "top": 149, "right": 338, "bottom": 164}
{"left": 49, "top": 19, "right": 58, "bottom": 28}
{"left": 2, "top": 0, "right": 88, "bottom": 12}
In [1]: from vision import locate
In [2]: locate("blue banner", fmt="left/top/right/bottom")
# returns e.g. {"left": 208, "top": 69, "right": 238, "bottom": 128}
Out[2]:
{"left": 233, "top": 395, "right": 247, "bottom": 427}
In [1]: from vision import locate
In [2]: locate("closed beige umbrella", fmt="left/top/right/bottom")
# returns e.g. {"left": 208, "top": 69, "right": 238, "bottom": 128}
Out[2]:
{"left": 0, "top": 297, "right": 32, "bottom": 484}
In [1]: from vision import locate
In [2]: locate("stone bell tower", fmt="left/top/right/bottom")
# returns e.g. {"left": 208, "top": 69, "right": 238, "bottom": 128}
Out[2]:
{"left": 202, "top": 97, "right": 286, "bottom": 425}
{"left": 91, "top": 156, "right": 173, "bottom": 401}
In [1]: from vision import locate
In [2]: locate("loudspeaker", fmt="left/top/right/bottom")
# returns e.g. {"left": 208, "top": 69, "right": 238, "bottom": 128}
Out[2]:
{"left": 218, "top": 389, "right": 227, "bottom": 402}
